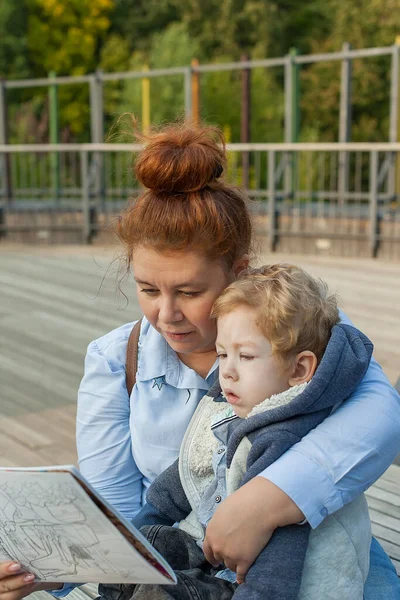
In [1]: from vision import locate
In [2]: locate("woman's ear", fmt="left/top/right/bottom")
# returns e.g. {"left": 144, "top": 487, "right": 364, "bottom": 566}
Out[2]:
{"left": 233, "top": 254, "right": 250, "bottom": 276}
{"left": 288, "top": 351, "right": 318, "bottom": 387}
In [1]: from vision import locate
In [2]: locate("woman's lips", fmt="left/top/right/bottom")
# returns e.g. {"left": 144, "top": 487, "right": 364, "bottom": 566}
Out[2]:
{"left": 163, "top": 331, "right": 193, "bottom": 341}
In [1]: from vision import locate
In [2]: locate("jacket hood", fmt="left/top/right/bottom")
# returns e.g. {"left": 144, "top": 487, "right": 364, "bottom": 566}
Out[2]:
{"left": 212, "top": 323, "right": 373, "bottom": 440}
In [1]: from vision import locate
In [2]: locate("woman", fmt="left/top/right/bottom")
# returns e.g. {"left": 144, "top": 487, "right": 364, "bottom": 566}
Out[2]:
{"left": 1, "top": 122, "right": 399, "bottom": 599}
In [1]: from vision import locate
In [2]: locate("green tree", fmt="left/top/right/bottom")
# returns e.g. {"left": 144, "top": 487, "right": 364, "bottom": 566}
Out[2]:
{"left": 109, "top": 0, "right": 179, "bottom": 53}
{"left": 0, "top": 0, "right": 30, "bottom": 79}
{"left": 116, "top": 22, "right": 201, "bottom": 129}
{"left": 300, "top": 0, "right": 399, "bottom": 142}
{"left": 25, "top": 0, "right": 115, "bottom": 138}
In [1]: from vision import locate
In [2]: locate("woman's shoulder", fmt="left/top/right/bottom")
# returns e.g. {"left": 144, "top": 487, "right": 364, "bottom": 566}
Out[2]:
{"left": 92, "top": 321, "right": 136, "bottom": 353}
{"left": 87, "top": 318, "right": 154, "bottom": 366}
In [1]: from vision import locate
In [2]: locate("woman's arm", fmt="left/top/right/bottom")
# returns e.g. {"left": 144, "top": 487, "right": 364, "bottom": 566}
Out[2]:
{"left": 77, "top": 330, "right": 144, "bottom": 519}
{"left": 204, "top": 320, "right": 400, "bottom": 579}
{"left": 261, "top": 355, "right": 400, "bottom": 527}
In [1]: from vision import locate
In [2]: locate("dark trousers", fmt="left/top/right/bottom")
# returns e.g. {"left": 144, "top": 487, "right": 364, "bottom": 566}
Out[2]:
{"left": 98, "top": 525, "right": 237, "bottom": 600}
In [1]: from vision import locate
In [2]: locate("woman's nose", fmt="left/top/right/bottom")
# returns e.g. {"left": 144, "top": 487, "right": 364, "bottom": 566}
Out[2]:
{"left": 159, "top": 298, "right": 183, "bottom": 323}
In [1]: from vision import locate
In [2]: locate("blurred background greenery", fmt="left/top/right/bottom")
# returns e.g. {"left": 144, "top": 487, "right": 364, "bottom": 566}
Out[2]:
{"left": 1, "top": 0, "right": 398, "bottom": 144}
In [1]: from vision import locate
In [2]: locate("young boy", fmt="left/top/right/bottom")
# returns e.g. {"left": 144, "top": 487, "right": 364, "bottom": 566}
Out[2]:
{"left": 100, "top": 264, "right": 373, "bottom": 600}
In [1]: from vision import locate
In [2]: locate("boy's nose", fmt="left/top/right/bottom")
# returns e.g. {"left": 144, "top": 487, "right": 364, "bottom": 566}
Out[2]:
{"left": 222, "top": 362, "right": 238, "bottom": 381}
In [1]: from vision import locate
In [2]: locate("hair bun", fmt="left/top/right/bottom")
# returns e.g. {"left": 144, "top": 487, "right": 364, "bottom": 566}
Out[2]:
{"left": 134, "top": 123, "right": 226, "bottom": 194}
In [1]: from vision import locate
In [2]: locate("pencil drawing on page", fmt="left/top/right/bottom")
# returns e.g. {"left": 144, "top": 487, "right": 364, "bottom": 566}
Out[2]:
{"left": 0, "top": 476, "right": 127, "bottom": 580}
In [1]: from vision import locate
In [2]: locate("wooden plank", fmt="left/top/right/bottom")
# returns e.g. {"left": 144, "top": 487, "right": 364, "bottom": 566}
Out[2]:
{"left": 366, "top": 496, "right": 400, "bottom": 520}
{"left": 365, "top": 486, "right": 400, "bottom": 507}
{"left": 372, "top": 476, "right": 400, "bottom": 497}
{"left": 370, "top": 522, "right": 400, "bottom": 546}
{"left": 369, "top": 509, "right": 400, "bottom": 534}
{"left": 378, "top": 465, "right": 400, "bottom": 485}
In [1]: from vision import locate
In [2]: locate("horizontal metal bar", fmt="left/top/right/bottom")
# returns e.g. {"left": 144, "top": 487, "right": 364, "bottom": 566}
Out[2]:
{"left": 1, "top": 143, "right": 400, "bottom": 152}
{"left": 5, "top": 75, "right": 91, "bottom": 89}
{"left": 295, "top": 46, "right": 393, "bottom": 65}
{"left": 0, "top": 225, "right": 84, "bottom": 232}
{"left": 195, "top": 58, "right": 286, "bottom": 73}
{"left": 102, "top": 67, "right": 187, "bottom": 82}
{"left": 3, "top": 46, "right": 393, "bottom": 89}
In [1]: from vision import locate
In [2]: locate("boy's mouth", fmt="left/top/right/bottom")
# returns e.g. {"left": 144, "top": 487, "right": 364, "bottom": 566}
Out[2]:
{"left": 224, "top": 389, "right": 240, "bottom": 404}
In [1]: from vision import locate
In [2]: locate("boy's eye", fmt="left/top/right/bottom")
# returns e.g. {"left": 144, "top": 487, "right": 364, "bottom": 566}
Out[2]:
{"left": 240, "top": 354, "right": 254, "bottom": 361}
{"left": 217, "top": 353, "right": 227, "bottom": 359}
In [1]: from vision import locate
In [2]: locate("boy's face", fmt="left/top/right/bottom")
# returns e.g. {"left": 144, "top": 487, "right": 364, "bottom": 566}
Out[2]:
{"left": 216, "top": 306, "right": 292, "bottom": 418}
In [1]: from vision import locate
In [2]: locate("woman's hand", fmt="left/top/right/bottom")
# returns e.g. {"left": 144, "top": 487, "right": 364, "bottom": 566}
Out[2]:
{"left": 0, "top": 562, "right": 63, "bottom": 600}
{"left": 203, "top": 477, "right": 305, "bottom": 584}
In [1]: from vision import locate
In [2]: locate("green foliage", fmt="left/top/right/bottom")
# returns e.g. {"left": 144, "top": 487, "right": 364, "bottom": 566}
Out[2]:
{"left": 116, "top": 22, "right": 201, "bottom": 128}
{"left": 1, "top": 0, "right": 399, "bottom": 144}
{"left": 0, "top": 0, "right": 30, "bottom": 78}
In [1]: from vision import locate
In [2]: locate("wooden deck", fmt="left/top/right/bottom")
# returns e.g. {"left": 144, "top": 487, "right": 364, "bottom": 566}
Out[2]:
{"left": 366, "top": 464, "right": 400, "bottom": 575}
{"left": 0, "top": 243, "right": 399, "bottom": 586}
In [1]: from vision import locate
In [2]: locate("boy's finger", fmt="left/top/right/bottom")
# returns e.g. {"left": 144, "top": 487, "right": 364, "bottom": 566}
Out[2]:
{"left": 202, "top": 538, "right": 220, "bottom": 567}
{"left": 235, "top": 562, "right": 249, "bottom": 585}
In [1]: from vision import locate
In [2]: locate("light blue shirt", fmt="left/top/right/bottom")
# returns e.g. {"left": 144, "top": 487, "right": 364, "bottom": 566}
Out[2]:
{"left": 76, "top": 315, "right": 400, "bottom": 530}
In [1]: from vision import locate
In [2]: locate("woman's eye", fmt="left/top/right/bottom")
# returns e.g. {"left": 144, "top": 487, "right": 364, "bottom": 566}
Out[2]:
{"left": 179, "top": 291, "right": 199, "bottom": 297}
{"left": 141, "top": 288, "right": 158, "bottom": 295}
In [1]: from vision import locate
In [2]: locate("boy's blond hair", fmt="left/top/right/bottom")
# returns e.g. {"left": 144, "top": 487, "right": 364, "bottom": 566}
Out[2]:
{"left": 212, "top": 263, "right": 340, "bottom": 367}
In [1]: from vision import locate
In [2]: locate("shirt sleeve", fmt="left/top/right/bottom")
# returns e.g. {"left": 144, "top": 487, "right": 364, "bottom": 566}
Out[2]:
{"left": 259, "top": 312, "right": 400, "bottom": 529}
{"left": 49, "top": 334, "right": 143, "bottom": 598}
{"left": 76, "top": 337, "right": 144, "bottom": 520}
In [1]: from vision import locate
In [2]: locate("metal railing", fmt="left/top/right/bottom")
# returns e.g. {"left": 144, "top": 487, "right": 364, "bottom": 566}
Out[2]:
{"left": 0, "top": 142, "right": 399, "bottom": 257}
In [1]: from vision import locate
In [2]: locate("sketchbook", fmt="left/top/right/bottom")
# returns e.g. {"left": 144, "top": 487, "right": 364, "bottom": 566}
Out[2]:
{"left": 0, "top": 465, "right": 176, "bottom": 585}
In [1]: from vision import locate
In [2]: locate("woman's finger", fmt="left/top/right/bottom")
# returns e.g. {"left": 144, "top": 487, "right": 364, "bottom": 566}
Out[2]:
{"left": 0, "top": 564, "right": 23, "bottom": 580}
{"left": 0, "top": 582, "right": 36, "bottom": 600}
{"left": 0, "top": 573, "right": 35, "bottom": 596}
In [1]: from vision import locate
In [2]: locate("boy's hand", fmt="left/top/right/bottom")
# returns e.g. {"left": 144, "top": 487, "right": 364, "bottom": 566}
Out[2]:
{"left": 203, "top": 477, "right": 304, "bottom": 584}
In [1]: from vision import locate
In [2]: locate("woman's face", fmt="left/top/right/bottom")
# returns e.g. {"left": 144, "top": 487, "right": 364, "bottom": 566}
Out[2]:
{"left": 132, "top": 246, "right": 248, "bottom": 356}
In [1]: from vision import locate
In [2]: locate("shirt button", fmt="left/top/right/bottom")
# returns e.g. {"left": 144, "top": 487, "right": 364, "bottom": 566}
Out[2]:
{"left": 215, "top": 495, "right": 222, "bottom": 503}
{"left": 320, "top": 507, "right": 328, "bottom": 517}
{"left": 217, "top": 448, "right": 224, "bottom": 454}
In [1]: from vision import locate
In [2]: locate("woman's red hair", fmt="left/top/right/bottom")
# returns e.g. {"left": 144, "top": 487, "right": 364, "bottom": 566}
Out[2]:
{"left": 116, "top": 121, "right": 253, "bottom": 269}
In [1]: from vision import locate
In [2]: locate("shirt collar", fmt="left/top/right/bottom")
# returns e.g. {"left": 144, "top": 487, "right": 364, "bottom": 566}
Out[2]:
{"left": 136, "top": 317, "right": 219, "bottom": 390}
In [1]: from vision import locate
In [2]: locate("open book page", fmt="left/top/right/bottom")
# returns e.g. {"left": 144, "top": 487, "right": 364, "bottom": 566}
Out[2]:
{"left": 0, "top": 466, "right": 176, "bottom": 585}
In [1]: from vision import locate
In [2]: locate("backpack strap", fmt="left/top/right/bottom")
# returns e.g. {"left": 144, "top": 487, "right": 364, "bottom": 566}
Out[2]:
{"left": 126, "top": 318, "right": 143, "bottom": 397}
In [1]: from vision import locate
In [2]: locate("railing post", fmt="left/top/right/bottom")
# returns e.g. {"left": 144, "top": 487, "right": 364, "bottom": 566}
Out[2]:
{"left": 191, "top": 59, "right": 200, "bottom": 126}
{"left": 284, "top": 50, "right": 298, "bottom": 199}
{"left": 389, "top": 39, "right": 400, "bottom": 203}
{"left": 184, "top": 67, "right": 193, "bottom": 120}
{"left": 268, "top": 150, "right": 277, "bottom": 252}
{"left": 80, "top": 150, "right": 91, "bottom": 244}
{"left": 89, "top": 70, "right": 104, "bottom": 206}
{"left": 141, "top": 65, "right": 150, "bottom": 134}
{"left": 241, "top": 54, "right": 251, "bottom": 190}
{"left": 48, "top": 71, "right": 60, "bottom": 203}
{"left": 369, "top": 150, "right": 379, "bottom": 258}
{"left": 338, "top": 42, "right": 352, "bottom": 207}
{"left": 0, "top": 80, "right": 12, "bottom": 204}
